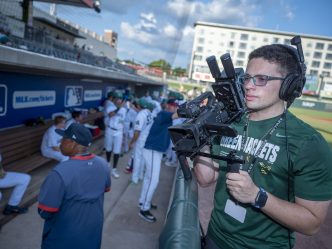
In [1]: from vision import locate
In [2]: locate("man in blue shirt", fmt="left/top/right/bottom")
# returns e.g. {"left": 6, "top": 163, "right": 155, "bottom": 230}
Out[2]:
{"left": 138, "top": 99, "right": 178, "bottom": 222}
{"left": 38, "top": 123, "right": 111, "bottom": 249}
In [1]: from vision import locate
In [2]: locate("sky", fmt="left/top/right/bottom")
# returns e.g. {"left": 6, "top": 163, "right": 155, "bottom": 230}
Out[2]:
{"left": 34, "top": 0, "right": 332, "bottom": 69}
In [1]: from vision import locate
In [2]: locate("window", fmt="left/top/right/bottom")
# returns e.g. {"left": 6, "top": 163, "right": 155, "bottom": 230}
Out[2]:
{"left": 328, "top": 44, "right": 332, "bottom": 51}
{"left": 324, "top": 62, "right": 332, "bottom": 69}
{"left": 284, "top": 39, "right": 291, "bottom": 45}
{"left": 263, "top": 37, "right": 268, "bottom": 42}
{"left": 237, "top": 51, "right": 246, "bottom": 58}
{"left": 196, "top": 46, "right": 203, "bottom": 53}
{"left": 273, "top": 37, "right": 279, "bottom": 43}
{"left": 198, "top": 29, "right": 205, "bottom": 35}
{"left": 252, "top": 36, "right": 257, "bottom": 41}
{"left": 313, "top": 52, "right": 322, "bottom": 59}
{"left": 240, "top": 34, "right": 248, "bottom": 40}
{"left": 311, "top": 61, "right": 320, "bottom": 68}
{"left": 231, "top": 32, "right": 236, "bottom": 39}
{"left": 307, "top": 43, "right": 312, "bottom": 48}
{"left": 326, "top": 53, "right": 332, "bottom": 60}
{"left": 229, "top": 41, "right": 234, "bottom": 48}
{"left": 198, "top": 37, "right": 205, "bottom": 44}
{"left": 236, "top": 60, "right": 244, "bottom": 66}
{"left": 322, "top": 71, "right": 330, "bottom": 77}
{"left": 305, "top": 52, "right": 311, "bottom": 58}
{"left": 194, "top": 55, "right": 203, "bottom": 61}
{"left": 310, "top": 70, "right": 318, "bottom": 76}
{"left": 239, "top": 42, "right": 247, "bottom": 49}
{"left": 315, "top": 43, "right": 324, "bottom": 49}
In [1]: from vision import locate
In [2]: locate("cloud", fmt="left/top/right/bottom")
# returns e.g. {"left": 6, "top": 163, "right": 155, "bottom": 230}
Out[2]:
{"left": 163, "top": 24, "right": 178, "bottom": 38}
{"left": 280, "top": 1, "right": 295, "bottom": 20}
{"left": 166, "top": 0, "right": 195, "bottom": 18}
{"left": 120, "top": 22, "right": 154, "bottom": 44}
{"left": 166, "top": 0, "right": 262, "bottom": 27}
{"left": 140, "top": 12, "right": 157, "bottom": 24}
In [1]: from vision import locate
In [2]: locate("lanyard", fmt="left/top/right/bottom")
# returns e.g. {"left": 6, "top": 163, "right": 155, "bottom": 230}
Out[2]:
{"left": 241, "top": 111, "right": 285, "bottom": 174}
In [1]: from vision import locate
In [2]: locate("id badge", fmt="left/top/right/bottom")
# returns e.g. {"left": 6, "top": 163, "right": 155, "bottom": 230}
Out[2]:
{"left": 224, "top": 199, "right": 246, "bottom": 223}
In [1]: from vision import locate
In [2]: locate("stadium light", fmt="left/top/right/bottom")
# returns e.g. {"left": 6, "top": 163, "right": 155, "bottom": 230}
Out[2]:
{"left": 93, "top": 0, "right": 101, "bottom": 13}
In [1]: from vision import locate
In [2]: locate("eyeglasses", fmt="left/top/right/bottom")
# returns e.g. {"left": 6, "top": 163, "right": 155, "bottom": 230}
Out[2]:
{"left": 241, "top": 74, "right": 285, "bottom": 86}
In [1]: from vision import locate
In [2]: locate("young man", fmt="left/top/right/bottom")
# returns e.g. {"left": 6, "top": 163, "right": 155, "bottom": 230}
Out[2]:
{"left": 129, "top": 98, "right": 153, "bottom": 184}
{"left": 0, "top": 153, "right": 30, "bottom": 215}
{"left": 138, "top": 99, "right": 178, "bottom": 222}
{"left": 104, "top": 92, "right": 126, "bottom": 178}
{"left": 41, "top": 115, "right": 69, "bottom": 162}
{"left": 194, "top": 40, "right": 332, "bottom": 248}
{"left": 38, "top": 123, "right": 110, "bottom": 249}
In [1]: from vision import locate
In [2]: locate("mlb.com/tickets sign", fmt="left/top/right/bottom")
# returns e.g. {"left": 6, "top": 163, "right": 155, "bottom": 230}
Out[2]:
{"left": 13, "top": 91, "right": 56, "bottom": 109}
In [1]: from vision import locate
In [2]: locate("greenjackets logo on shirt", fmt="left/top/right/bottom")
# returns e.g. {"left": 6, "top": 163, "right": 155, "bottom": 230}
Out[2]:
{"left": 220, "top": 135, "right": 280, "bottom": 164}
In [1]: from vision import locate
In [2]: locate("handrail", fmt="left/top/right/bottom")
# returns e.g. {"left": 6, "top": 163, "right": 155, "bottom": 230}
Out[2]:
{"left": 159, "top": 167, "right": 201, "bottom": 249}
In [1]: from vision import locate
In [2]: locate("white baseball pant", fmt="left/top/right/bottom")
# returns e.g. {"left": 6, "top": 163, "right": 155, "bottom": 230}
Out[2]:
{"left": 131, "top": 138, "right": 146, "bottom": 184}
{"left": 0, "top": 172, "right": 31, "bottom": 206}
{"left": 139, "top": 148, "right": 162, "bottom": 211}
{"left": 104, "top": 128, "right": 123, "bottom": 154}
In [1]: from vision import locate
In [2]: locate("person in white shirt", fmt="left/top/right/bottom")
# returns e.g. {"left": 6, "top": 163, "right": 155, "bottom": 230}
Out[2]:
{"left": 129, "top": 98, "right": 153, "bottom": 184}
{"left": 123, "top": 100, "right": 138, "bottom": 154}
{"left": 104, "top": 92, "right": 126, "bottom": 178}
{"left": 41, "top": 116, "right": 69, "bottom": 162}
{"left": 0, "top": 153, "right": 31, "bottom": 215}
{"left": 65, "top": 110, "right": 83, "bottom": 129}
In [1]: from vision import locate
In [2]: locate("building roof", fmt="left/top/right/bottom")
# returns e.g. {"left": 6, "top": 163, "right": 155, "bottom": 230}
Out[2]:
{"left": 34, "top": 0, "right": 94, "bottom": 8}
{"left": 34, "top": 17, "right": 85, "bottom": 38}
{"left": 194, "top": 21, "right": 332, "bottom": 42}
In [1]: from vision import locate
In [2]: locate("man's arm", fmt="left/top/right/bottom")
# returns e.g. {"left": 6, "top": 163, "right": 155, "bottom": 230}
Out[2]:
{"left": 38, "top": 170, "right": 65, "bottom": 220}
{"left": 263, "top": 194, "right": 330, "bottom": 235}
{"left": 226, "top": 171, "right": 331, "bottom": 235}
{"left": 129, "top": 130, "right": 140, "bottom": 148}
{"left": 193, "top": 146, "right": 219, "bottom": 187}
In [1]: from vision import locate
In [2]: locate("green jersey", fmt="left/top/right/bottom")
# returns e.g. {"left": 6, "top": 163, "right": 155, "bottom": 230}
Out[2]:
{"left": 208, "top": 111, "right": 332, "bottom": 249}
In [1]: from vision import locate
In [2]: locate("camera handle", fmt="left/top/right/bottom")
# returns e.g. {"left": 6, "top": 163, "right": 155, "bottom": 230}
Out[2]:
{"left": 176, "top": 149, "right": 244, "bottom": 180}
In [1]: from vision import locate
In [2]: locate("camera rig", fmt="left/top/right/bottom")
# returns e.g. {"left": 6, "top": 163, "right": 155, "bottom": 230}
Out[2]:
{"left": 168, "top": 53, "right": 247, "bottom": 180}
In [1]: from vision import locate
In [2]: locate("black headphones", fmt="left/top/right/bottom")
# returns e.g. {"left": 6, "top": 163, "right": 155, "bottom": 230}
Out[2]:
{"left": 277, "top": 36, "right": 307, "bottom": 106}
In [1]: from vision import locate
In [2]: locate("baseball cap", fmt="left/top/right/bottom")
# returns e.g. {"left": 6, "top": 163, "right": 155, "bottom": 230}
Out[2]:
{"left": 137, "top": 98, "right": 149, "bottom": 108}
{"left": 112, "top": 91, "right": 123, "bottom": 99}
{"left": 56, "top": 123, "right": 93, "bottom": 147}
{"left": 167, "top": 99, "right": 179, "bottom": 107}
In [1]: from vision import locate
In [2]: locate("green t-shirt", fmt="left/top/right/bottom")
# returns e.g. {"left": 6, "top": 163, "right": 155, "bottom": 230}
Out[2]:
{"left": 208, "top": 111, "right": 332, "bottom": 249}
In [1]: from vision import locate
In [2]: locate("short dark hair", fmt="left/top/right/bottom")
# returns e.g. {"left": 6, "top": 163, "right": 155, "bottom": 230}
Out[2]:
{"left": 54, "top": 116, "right": 66, "bottom": 125}
{"left": 248, "top": 44, "right": 300, "bottom": 77}
{"left": 72, "top": 110, "right": 82, "bottom": 119}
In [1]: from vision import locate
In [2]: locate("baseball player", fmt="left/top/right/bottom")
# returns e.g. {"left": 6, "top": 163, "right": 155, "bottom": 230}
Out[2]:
{"left": 123, "top": 98, "right": 137, "bottom": 154}
{"left": 138, "top": 100, "right": 179, "bottom": 222}
{"left": 104, "top": 92, "right": 126, "bottom": 178}
{"left": 41, "top": 115, "right": 69, "bottom": 162}
{"left": 38, "top": 123, "right": 110, "bottom": 249}
{"left": 129, "top": 98, "right": 153, "bottom": 184}
{"left": 0, "top": 153, "right": 31, "bottom": 215}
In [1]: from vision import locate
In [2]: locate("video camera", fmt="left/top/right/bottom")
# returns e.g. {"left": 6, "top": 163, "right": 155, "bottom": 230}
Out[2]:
{"left": 168, "top": 53, "right": 246, "bottom": 180}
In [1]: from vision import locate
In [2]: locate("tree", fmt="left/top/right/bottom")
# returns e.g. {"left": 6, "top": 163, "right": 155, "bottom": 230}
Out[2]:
{"left": 172, "top": 67, "right": 187, "bottom": 77}
{"left": 148, "top": 59, "right": 171, "bottom": 72}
